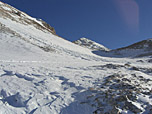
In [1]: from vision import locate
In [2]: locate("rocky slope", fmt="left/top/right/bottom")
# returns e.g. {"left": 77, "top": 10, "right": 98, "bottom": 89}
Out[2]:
{"left": 0, "top": 1, "right": 98, "bottom": 59}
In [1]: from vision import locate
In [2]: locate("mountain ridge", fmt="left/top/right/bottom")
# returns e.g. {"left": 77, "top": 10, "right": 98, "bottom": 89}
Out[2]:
{"left": 73, "top": 37, "right": 152, "bottom": 58}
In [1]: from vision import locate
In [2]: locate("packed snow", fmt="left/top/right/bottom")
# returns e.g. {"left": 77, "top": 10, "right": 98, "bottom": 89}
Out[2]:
{"left": 0, "top": 1, "right": 152, "bottom": 114}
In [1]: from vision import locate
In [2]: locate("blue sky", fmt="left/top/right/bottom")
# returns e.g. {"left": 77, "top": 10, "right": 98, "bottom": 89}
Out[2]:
{"left": 1, "top": 0, "right": 152, "bottom": 49}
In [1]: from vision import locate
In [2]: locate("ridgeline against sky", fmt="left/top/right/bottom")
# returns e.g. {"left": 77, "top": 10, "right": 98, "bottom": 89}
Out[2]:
{"left": 1, "top": 0, "right": 152, "bottom": 49}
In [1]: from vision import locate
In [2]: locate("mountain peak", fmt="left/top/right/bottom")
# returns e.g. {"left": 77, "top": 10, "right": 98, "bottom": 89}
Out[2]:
{"left": 73, "top": 37, "right": 110, "bottom": 51}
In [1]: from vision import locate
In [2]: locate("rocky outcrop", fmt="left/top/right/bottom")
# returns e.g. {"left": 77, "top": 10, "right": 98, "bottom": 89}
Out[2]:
{"left": 81, "top": 73, "right": 152, "bottom": 114}
{"left": 0, "top": 1, "right": 56, "bottom": 35}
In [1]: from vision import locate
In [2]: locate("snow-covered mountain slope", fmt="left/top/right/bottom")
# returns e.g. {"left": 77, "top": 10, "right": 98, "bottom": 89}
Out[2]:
{"left": 0, "top": 1, "right": 152, "bottom": 114}
{"left": 74, "top": 37, "right": 152, "bottom": 58}
{"left": 115, "top": 38, "right": 152, "bottom": 57}
{"left": 93, "top": 38, "right": 152, "bottom": 58}
{"left": 73, "top": 37, "right": 110, "bottom": 51}
{"left": 0, "top": 1, "right": 99, "bottom": 61}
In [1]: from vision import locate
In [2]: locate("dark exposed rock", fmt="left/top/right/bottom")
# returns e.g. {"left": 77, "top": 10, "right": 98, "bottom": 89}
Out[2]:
{"left": 148, "top": 59, "right": 152, "bottom": 63}
{"left": 39, "top": 46, "right": 55, "bottom": 52}
{"left": 103, "top": 64, "right": 124, "bottom": 69}
{"left": 122, "top": 78, "right": 131, "bottom": 82}
{"left": 40, "top": 20, "right": 56, "bottom": 34}
{"left": 115, "top": 95, "right": 127, "bottom": 102}
{"left": 124, "top": 63, "right": 131, "bottom": 67}
{"left": 110, "top": 82, "right": 135, "bottom": 90}
{"left": 125, "top": 101, "right": 142, "bottom": 113}
{"left": 92, "top": 64, "right": 125, "bottom": 70}
{"left": 136, "top": 60, "right": 144, "bottom": 63}
{"left": 81, "top": 73, "right": 152, "bottom": 113}
{"left": 132, "top": 66, "right": 139, "bottom": 71}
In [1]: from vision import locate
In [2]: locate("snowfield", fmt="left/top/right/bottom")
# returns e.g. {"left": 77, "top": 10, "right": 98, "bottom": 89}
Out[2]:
{"left": 1, "top": 55, "right": 152, "bottom": 114}
{"left": 0, "top": 1, "right": 152, "bottom": 114}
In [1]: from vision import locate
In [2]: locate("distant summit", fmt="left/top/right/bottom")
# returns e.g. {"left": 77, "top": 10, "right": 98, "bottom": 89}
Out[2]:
{"left": 73, "top": 38, "right": 110, "bottom": 51}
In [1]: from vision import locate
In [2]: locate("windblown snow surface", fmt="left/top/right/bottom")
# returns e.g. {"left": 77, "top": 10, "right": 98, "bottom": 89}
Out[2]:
{"left": 0, "top": 1, "right": 152, "bottom": 114}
